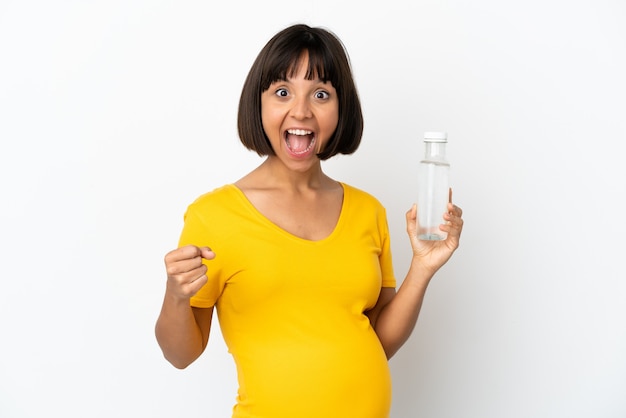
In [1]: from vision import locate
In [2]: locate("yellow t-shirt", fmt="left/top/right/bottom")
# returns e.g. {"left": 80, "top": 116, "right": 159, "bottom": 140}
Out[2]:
{"left": 180, "top": 183, "right": 397, "bottom": 418}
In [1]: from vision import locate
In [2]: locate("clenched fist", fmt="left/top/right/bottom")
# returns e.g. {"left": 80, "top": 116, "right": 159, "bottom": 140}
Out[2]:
{"left": 164, "top": 245, "right": 216, "bottom": 300}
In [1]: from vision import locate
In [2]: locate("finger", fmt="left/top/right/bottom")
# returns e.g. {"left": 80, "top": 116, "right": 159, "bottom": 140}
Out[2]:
{"left": 166, "top": 256, "right": 206, "bottom": 277}
{"left": 180, "top": 270, "right": 209, "bottom": 297}
{"left": 405, "top": 204, "right": 417, "bottom": 230}
{"left": 407, "top": 204, "right": 424, "bottom": 245}
{"left": 165, "top": 245, "right": 201, "bottom": 264}
{"left": 446, "top": 202, "right": 463, "bottom": 217}
{"left": 199, "top": 246, "right": 216, "bottom": 260}
{"left": 447, "top": 189, "right": 464, "bottom": 216}
{"left": 442, "top": 210, "right": 464, "bottom": 243}
{"left": 169, "top": 268, "right": 208, "bottom": 298}
{"left": 177, "top": 244, "right": 215, "bottom": 260}
{"left": 165, "top": 245, "right": 216, "bottom": 265}
{"left": 186, "top": 274, "right": 208, "bottom": 295}
{"left": 406, "top": 204, "right": 417, "bottom": 220}
{"left": 444, "top": 207, "right": 464, "bottom": 224}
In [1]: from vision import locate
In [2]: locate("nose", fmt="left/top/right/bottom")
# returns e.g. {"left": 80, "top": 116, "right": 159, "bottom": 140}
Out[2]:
{"left": 290, "top": 95, "right": 312, "bottom": 119}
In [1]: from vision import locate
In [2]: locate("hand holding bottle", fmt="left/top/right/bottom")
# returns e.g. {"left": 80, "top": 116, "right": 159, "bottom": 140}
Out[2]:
{"left": 406, "top": 193, "right": 464, "bottom": 275}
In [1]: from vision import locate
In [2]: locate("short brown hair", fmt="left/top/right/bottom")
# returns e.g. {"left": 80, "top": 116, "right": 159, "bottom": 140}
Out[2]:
{"left": 237, "top": 24, "right": 363, "bottom": 160}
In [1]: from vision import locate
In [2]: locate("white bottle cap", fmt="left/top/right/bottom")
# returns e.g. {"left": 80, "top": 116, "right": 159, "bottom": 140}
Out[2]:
{"left": 424, "top": 131, "right": 447, "bottom": 142}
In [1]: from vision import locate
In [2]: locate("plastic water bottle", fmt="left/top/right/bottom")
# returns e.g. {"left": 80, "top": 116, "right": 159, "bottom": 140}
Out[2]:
{"left": 417, "top": 131, "right": 450, "bottom": 240}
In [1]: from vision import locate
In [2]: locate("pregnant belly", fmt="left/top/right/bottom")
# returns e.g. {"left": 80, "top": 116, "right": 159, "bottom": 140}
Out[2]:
{"left": 231, "top": 327, "right": 392, "bottom": 418}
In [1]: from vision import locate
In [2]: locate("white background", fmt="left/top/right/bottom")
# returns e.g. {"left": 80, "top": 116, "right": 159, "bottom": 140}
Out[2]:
{"left": 1, "top": 1, "right": 625, "bottom": 417}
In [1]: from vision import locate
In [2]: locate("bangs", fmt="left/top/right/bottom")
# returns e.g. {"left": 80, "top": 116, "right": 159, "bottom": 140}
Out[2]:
{"left": 259, "top": 45, "right": 339, "bottom": 91}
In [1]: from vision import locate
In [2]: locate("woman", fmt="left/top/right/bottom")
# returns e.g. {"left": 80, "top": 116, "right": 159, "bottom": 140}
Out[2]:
{"left": 155, "top": 23, "right": 464, "bottom": 418}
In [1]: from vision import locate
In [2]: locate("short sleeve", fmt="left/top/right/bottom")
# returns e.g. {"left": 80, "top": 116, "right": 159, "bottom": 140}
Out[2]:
{"left": 378, "top": 209, "right": 397, "bottom": 289}
{"left": 178, "top": 201, "right": 226, "bottom": 308}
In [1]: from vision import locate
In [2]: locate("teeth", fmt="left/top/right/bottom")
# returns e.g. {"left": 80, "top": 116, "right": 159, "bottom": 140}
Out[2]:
{"left": 287, "top": 129, "right": 313, "bottom": 136}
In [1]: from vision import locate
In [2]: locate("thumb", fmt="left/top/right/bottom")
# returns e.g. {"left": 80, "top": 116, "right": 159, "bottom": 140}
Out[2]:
{"left": 406, "top": 204, "right": 418, "bottom": 237}
{"left": 199, "top": 246, "right": 216, "bottom": 260}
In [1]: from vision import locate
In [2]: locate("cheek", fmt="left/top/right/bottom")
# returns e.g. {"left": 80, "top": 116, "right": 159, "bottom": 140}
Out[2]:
{"left": 318, "top": 114, "right": 339, "bottom": 152}
{"left": 261, "top": 108, "right": 279, "bottom": 135}
{"left": 260, "top": 96, "right": 276, "bottom": 129}
{"left": 323, "top": 110, "right": 339, "bottom": 135}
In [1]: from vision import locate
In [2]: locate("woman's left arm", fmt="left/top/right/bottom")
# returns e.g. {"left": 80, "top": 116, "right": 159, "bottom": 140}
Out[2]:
{"left": 366, "top": 200, "right": 464, "bottom": 359}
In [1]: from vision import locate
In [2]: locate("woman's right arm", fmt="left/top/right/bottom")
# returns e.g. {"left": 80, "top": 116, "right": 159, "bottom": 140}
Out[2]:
{"left": 155, "top": 245, "right": 216, "bottom": 369}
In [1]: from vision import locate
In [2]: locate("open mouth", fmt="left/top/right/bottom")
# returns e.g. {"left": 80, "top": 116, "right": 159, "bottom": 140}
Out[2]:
{"left": 285, "top": 129, "right": 316, "bottom": 155}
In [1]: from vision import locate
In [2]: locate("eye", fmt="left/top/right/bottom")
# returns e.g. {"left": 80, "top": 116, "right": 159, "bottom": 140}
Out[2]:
{"left": 315, "top": 90, "right": 330, "bottom": 100}
{"left": 275, "top": 88, "right": 289, "bottom": 98}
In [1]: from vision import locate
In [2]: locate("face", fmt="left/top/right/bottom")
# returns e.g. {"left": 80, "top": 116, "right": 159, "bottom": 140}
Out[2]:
{"left": 261, "top": 53, "right": 339, "bottom": 171}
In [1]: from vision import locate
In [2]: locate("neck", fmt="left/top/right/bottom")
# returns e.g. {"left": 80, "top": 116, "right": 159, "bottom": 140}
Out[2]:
{"left": 258, "top": 157, "right": 331, "bottom": 190}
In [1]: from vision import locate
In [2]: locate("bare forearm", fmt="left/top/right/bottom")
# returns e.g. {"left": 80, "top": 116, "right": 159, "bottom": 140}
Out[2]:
{"left": 373, "top": 201, "right": 463, "bottom": 358}
{"left": 155, "top": 292, "right": 207, "bottom": 369}
{"left": 374, "top": 258, "right": 435, "bottom": 358}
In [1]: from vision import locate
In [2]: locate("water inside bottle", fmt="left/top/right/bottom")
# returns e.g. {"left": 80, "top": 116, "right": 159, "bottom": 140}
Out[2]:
{"left": 417, "top": 160, "right": 449, "bottom": 241}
